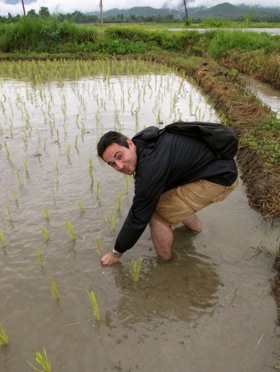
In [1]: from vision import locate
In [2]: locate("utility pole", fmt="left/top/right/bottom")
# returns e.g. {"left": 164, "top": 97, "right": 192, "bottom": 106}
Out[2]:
{"left": 100, "top": 0, "right": 103, "bottom": 27}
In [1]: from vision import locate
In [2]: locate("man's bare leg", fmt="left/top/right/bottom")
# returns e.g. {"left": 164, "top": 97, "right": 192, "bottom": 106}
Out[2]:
{"left": 149, "top": 217, "right": 173, "bottom": 260}
{"left": 182, "top": 213, "right": 203, "bottom": 232}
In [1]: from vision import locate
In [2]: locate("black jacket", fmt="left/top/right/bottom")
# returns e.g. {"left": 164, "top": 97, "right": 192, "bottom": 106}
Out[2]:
{"left": 114, "top": 128, "right": 238, "bottom": 253}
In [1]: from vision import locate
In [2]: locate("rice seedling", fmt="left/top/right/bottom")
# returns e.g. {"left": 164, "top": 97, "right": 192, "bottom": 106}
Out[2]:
{"left": 41, "top": 227, "right": 49, "bottom": 242}
{"left": 95, "top": 237, "right": 102, "bottom": 257}
{"left": 54, "top": 160, "right": 59, "bottom": 174}
{"left": 42, "top": 208, "right": 49, "bottom": 221}
{"left": 0, "top": 324, "right": 9, "bottom": 346}
{"left": 116, "top": 192, "right": 123, "bottom": 212}
{"left": 49, "top": 276, "right": 60, "bottom": 300}
{"left": 12, "top": 189, "right": 18, "bottom": 205}
{"left": 4, "top": 140, "right": 12, "bottom": 163}
{"left": 37, "top": 248, "right": 44, "bottom": 269}
{"left": 88, "top": 157, "right": 93, "bottom": 171}
{"left": 129, "top": 257, "right": 143, "bottom": 283}
{"left": 27, "top": 348, "right": 52, "bottom": 372}
{"left": 87, "top": 290, "right": 100, "bottom": 321}
{"left": 5, "top": 206, "right": 12, "bottom": 222}
{"left": 65, "top": 219, "right": 76, "bottom": 240}
{"left": 17, "top": 170, "right": 24, "bottom": 188}
{"left": 0, "top": 231, "right": 6, "bottom": 248}
{"left": 88, "top": 168, "right": 94, "bottom": 184}
{"left": 66, "top": 144, "right": 71, "bottom": 160}
{"left": 124, "top": 175, "right": 131, "bottom": 193}
{"left": 50, "top": 188, "right": 56, "bottom": 202}
{"left": 77, "top": 200, "right": 85, "bottom": 213}
{"left": 96, "top": 180, "right": 101, "bottom": 198}
{"left": 23, "top": 159, "right": 29, "bottom": 174}
{"left": 74, "top": 134, "right": 79, "bottom": 149}
{"left": 56, "top": 129, "right": 60, "bottom": 144}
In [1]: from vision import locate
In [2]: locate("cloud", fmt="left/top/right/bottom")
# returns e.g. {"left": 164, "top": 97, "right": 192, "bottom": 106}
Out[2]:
{"left": 0, "top": 0, "right": 279, "bottom": 17}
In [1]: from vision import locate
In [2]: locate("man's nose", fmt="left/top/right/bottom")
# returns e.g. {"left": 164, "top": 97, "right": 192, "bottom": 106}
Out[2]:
{"left": 115, "top": 160, "right": 124, "bottom": 172}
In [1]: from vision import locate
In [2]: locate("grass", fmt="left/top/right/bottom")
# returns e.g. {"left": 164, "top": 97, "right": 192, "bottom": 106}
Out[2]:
{"left": 87, "top": 290, "right": 100, "bottom": 321}
{"left": 27, "top": 348, "right": 52, "bottom": 372}
{"left": 0, "top": 324, "right": 9, "bottom": 346}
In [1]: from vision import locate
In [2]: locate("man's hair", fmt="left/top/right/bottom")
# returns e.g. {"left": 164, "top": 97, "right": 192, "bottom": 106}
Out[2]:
{"left": 97, "top": 131, "right": 129, "bottom": 158}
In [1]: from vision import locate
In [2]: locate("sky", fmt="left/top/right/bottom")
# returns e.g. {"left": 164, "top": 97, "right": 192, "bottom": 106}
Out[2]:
{"left": 1, "top": 0, "right": 279, "bottom": 17}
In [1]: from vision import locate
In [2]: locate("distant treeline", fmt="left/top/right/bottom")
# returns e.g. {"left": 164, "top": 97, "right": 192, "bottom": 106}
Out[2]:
{"left": 0, "top": 7, "right": 280, "bottom": 24}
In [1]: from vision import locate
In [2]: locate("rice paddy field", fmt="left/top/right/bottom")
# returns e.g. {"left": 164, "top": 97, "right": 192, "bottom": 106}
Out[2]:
{"left": 0, "top": 59, "right": 279, "bottom": 371}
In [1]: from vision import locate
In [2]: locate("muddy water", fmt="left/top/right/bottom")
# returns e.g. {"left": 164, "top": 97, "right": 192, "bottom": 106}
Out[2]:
{"left": 0, "top": 60, "right": 279, "bottom": 371}
{"left": 241, "top": 74, "right": 280, "bottom": 118}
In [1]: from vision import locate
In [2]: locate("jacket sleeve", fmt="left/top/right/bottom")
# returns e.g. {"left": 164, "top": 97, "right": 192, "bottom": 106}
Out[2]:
{"left": 114, "top": 138, "right": 172, "bottom": 253}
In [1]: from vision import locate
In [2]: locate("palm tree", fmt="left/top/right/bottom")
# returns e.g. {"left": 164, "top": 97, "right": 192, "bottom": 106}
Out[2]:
{"left": 183, "top": 0, "right": 189, "bottom": 21}
{"left": 21, "top": 0, "right": 26, "bottom": 15}
{"left": 100, "top": 0, "right": 103, "bottom": 27}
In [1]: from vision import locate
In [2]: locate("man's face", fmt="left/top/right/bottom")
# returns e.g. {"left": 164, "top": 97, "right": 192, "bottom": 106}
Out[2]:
{"left": 102, "top": 139, "right": 137, "bottom": 175}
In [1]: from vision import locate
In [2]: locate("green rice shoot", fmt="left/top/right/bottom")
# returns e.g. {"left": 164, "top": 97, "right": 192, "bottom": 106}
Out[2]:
{"left": 77, "top": 200, "right": 85, "bottom": 212}
{"left": 129, "top": 257, "right": 143, "bottom": 282}
{"left": 65, "top": 219, "right": 76, "bottom": 240}
{"left": 49, "top": 277, "right": 60, "bottom": 300}
{"left": 42, "top": 208, "right": 49, "bottom": 221}
{"left": 95, "top": 237, "right": 102, "bottom": 257}
{"left": 6, "top": 206, "right": 12, "bottom": 222}
{"left": 87, "top": 290, "right": 100, "bottom": 321}
{"left": 41, "top": 226, "right": 49, "bottom": 242}
{"left": 96, "top": 180, "right": 101, "bottom": 198}
{"left": 37, "top": 248, "right": 44, "bottom": 268}
{"left": 116, "top": 192, "right": 123, "bottom": 212}
{"left": 0, "top": 231, "right": 6, "bottom": 248}
{"left": 0, "top": 324, "right": 9, "bottom": 346}
{"left": 27, "top": 347, "right": 52, "bottom": 372}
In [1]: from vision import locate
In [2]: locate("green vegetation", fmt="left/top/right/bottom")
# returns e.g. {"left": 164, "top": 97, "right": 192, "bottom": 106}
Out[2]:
{"left": 0, "top": 324, "right": 9, "bottom": 346}
{"left": 49, "top": 277, "right": 60, "bottom": 300}
{"left": 87, "top": 290, "right": 101, "bottom": 321}
{"left": 129, "top": 257, "right": 143, "bottom": 282}
{"left": 27, "top": 348, "right": 52, "bottom": 372}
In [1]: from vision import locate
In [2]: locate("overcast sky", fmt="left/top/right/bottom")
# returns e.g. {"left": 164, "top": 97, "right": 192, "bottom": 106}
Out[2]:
{"left": 1, "top": 0, "right": 279, "bottom": 17}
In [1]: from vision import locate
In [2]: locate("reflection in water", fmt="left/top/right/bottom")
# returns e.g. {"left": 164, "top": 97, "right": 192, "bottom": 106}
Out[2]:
{"left": 111, "top": 228, "right": 220, "bottom": 328}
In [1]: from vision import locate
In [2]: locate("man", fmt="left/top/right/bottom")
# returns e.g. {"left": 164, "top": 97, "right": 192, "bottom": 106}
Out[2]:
{"left": 97, "top": 125, "right": 239, "bottom": 266}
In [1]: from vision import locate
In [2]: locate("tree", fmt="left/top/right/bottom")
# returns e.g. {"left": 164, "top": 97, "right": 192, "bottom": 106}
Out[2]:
{"left": 27, "top": 9, "right": 38, "bottom": 17}
{"left": 39, "top": 7, "right": 50, "bottom": 18}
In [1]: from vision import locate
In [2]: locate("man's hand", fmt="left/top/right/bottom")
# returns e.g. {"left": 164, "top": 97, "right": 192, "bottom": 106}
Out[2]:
{"left": 100, "top": 252, "right": 120, "bottom": 266}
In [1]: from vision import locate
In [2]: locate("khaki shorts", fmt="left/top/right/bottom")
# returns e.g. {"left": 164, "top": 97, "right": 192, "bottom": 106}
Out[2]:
{"left": 152, "top": 178, "right": 239, "bottom": 226}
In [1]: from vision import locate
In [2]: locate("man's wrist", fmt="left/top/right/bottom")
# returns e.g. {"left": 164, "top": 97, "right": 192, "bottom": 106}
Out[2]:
{"left": 112, "top": 248, "right": 122, "bottom": 257}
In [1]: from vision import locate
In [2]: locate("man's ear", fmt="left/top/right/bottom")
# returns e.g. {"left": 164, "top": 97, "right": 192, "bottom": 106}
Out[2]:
{"left": 127, "top": 139, "right": 136, "bottom": 151}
